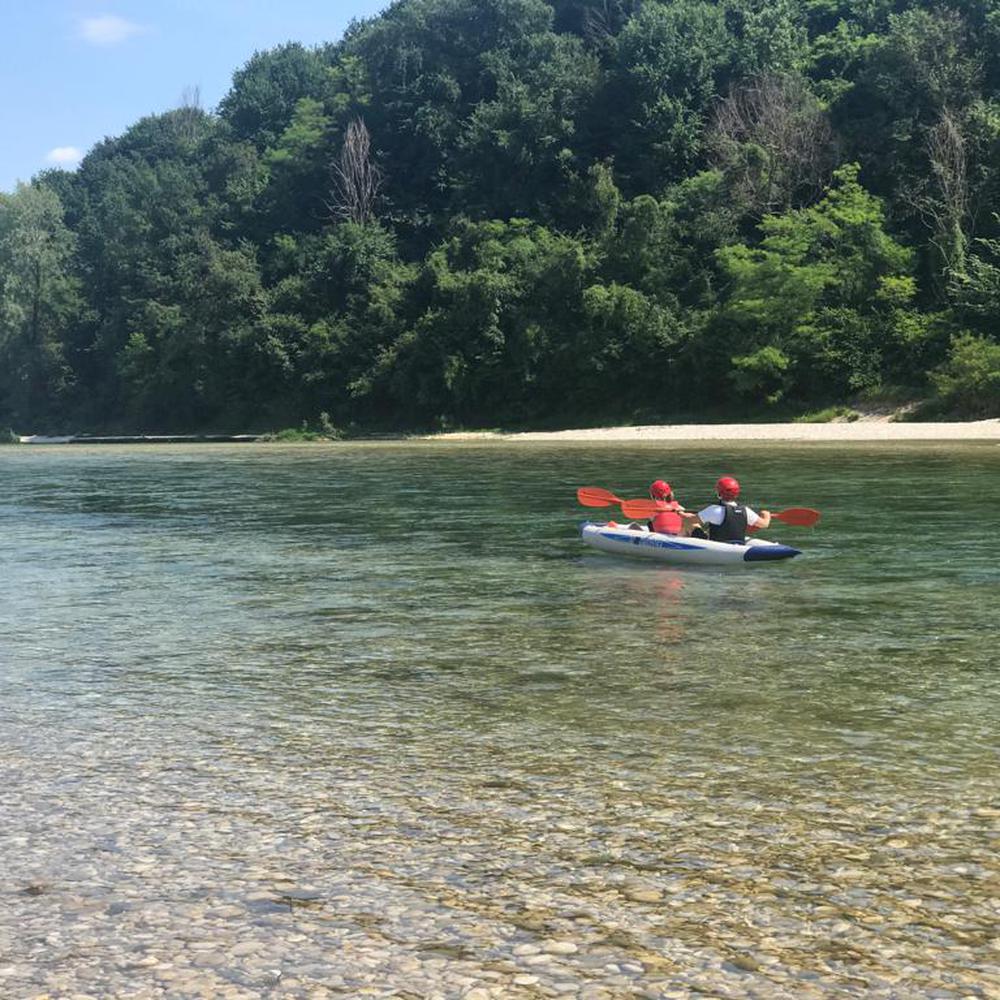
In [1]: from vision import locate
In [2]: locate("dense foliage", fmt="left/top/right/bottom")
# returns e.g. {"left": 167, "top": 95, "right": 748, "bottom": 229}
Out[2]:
{"left": 4, "top": 0, "right": 1000, "bottom": 431}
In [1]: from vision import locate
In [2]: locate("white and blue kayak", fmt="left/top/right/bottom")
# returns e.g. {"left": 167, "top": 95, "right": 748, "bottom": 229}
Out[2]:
{"left": 581, "top": 521, "right": 801, "bottom": 566}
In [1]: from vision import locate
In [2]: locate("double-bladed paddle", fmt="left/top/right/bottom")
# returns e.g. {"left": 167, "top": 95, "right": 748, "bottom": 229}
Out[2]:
{"left": 577, "top": 487, "right": 821, "bottom": 527}
{"left": 578, "top": 488, "right": 684, "bottom": 523}
{"left": 577, "top": 488, "right": 672, "bottom": 520}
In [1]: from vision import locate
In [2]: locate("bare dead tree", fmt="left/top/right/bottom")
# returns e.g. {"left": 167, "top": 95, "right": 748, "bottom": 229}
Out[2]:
{"left": 899, "top": 107, "right": 972, "bottom": 293}
{"left": 180, "top": 85, "right": 202, "bottom": 111}
{"left": 708, "top": 74, "right": 837, "bottom": 217}
{"left": 925, "top": 107, "right": 969, "bottom": 279}
{"left": 176, "top": 85, "right": 203, "bottom": 144}
{"left": 327, "top": 118, "right": 384, "bottom": 226}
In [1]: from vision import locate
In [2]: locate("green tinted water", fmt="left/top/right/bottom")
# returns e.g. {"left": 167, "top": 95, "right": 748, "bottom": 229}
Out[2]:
{"left": 0, "top": 443, "right": 997, "bottom": 998}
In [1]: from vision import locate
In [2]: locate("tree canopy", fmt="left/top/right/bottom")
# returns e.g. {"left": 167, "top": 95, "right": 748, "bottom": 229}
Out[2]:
{"left": 4, "top": 0, "right": 1000, "bottom": 431}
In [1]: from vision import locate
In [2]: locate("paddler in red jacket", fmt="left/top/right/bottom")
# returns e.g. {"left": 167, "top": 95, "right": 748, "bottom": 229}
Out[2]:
{"left": 646, "top": 479, "right": 688, "bottom": 535}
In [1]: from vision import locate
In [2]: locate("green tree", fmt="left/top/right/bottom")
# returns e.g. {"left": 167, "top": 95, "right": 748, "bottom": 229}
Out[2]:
{"left": 603, "top": 0, "right": 734, "bottom": 193}
{"left": 342, "top": 0, "right": 558, "bottom": 238}
{"left": 930, "top": 332, "right": 1000, "bottom": 417}
{"left": 218, "top": 43, "right": 331, "bottom": 149}
{"left": 262, "top": 97, "right": 335, "bottom": 234}
{"left": 952, "top": 235, "right": 1000, "bottom": 323}
{"left": 574, "top": 280, "right": 681, "bottom": 412}
{"left": 717, "top": 164, "right": 914, "bottom": 400}
{"left": 65, "top": 110, "right": 271, "bottom": 428}
{"left": 0, "top": 184, "right": 81, "bottom": 425}
{"left": 603, "top": 171, "right": 737, "bottom": 308}
{"left": 457, "top": 32, "right": 601, "bottom": 223}
{"left": 831, "top": 6, "right": 984, "bottom": 286}
{"left": 363, "top": 218, "right": 591, "bottom": 425}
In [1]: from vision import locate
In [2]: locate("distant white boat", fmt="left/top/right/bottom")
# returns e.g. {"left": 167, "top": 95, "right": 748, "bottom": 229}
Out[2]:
{"left": 17, "top": 434, "right": 260, "bottom": 445}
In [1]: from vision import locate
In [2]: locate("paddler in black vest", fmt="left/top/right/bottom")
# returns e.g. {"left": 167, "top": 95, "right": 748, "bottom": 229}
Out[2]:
{"left": 685, "top": 476, "right": 771, "bottom": 542}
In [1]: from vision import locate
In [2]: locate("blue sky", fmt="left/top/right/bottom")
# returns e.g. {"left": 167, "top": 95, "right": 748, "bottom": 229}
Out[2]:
{"left": 0, "top": 0, "right": 390, "bottom": 191}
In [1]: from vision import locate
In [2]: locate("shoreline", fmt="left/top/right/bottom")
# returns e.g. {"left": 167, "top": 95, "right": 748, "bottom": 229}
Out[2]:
{"left": 421, "top": 419, "right": 1000, "bottom": 443}
{"left": 12, "top": 418, "right": 1000, "bottom": 446}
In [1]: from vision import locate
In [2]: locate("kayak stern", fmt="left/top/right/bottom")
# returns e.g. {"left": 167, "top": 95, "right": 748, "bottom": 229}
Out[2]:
{"left": 743, "top": 542, "right": 801, "bottom": 561}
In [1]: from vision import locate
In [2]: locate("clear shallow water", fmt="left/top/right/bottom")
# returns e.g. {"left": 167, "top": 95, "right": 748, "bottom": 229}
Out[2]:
{"left": 0, "top": 442, "right": 997, "bottom": 999}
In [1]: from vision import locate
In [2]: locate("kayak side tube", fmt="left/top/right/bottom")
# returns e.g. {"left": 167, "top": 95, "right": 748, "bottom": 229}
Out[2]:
{"left": 580, "top": 521, "right": 801, "bottom": 566}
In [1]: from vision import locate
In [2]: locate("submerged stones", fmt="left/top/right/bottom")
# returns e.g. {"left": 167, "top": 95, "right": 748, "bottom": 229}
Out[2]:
{"left": 3, "top": 596, "right": 999, "bottom": 996}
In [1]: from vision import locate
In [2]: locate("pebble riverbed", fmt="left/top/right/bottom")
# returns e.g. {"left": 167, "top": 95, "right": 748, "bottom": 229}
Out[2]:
{"left": 4, "top": 703, "right": 998, "bottom": 999}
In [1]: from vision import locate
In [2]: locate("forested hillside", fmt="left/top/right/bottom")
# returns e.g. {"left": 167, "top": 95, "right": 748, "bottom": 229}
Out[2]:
{"left": 3, "top": 0, "right": 1000, "bottom": 432}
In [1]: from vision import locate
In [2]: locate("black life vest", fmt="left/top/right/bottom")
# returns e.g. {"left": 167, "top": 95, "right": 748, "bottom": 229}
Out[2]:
{"left": 708, "top": 503, "right": 748, "bottom": 543}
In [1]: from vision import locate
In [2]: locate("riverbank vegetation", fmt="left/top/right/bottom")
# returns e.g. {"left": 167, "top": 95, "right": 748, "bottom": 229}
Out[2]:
{"left": 2, "top": 0, "right": 1000, "bottom": 432}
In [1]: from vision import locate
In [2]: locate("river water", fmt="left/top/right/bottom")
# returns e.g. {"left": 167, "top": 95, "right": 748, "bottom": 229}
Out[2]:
{"left": 0, "top": 442, "right": 997, "bottom": 999}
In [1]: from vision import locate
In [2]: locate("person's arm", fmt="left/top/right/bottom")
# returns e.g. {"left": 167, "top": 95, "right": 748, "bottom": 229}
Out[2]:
{"left": 672, "top": 500, "right": 697, "bottom": 527}
{"left": 748, "top": 508, "right": 772, "bottom": 529}
{"left": 684, "top": 505, "right": 714, "bottom": 535}
{"left": 682, "top": 510, "right": 704, "bottom": 535}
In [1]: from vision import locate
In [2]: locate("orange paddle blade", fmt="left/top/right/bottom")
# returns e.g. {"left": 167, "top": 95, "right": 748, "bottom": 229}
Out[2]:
{"left": 577, "top": 486, "right": 622, "bottom": 508}
{"left": 774, "top": 507, "right": 821, "bottom": 527}
{"left": 748, "top": 507, "right": 821, "bottom": 532}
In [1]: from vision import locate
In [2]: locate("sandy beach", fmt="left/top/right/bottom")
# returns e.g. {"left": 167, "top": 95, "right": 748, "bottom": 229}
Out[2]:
{"left": 428, "top": 418, "right": 1000, "bottom": 442}
{"left": 14, "top": 417, "right": 1000, "bottom": 446}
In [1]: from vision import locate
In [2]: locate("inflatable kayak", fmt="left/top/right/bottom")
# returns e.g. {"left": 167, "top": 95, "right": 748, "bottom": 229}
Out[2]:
{"left": 580, "top": 521, "right": 801, "bottom": 566}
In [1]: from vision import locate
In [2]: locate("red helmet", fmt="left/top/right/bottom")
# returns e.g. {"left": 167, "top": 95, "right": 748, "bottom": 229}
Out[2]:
{"left": 650, "top": 479, "right": 673, "bottom": 500}
{"left": 716, "top": 476, "right": 740, "bottom": 500}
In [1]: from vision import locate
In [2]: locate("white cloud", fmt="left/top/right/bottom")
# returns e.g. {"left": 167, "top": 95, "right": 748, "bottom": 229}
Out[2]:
{"left": 79, "top": 15, "right": 146, "bottom": 46}
{"left": 45, "top": 147, "right": 84, "bottom": 166}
